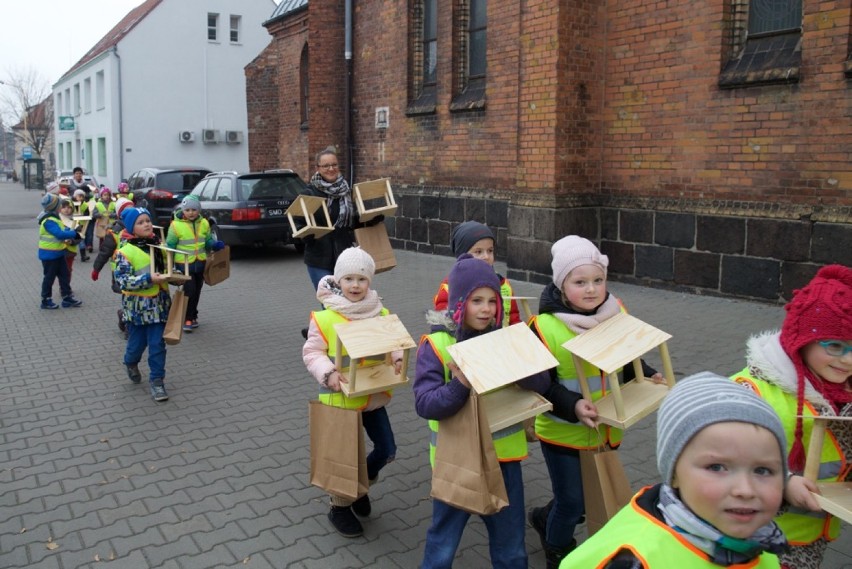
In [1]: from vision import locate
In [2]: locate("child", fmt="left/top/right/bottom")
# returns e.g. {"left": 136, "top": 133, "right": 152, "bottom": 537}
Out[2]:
{"left": 414, "top": 253, "right": 597, "bottom": 569}
{"left": 433, "top": 221, "right": 523, "bottom": 326}
{"left": 732, "top": 264, "right": 851, "bottom": 568}
{"left": 91, "top": 197, "right": 136, "bottom": 336}
{"left": 165, "top": 195, "right": 224, "bottom": 332}
{"left": 528, "top": 235, "right": 663, "bottom": 568}
{"left": 302, "top": 247, "right": 403, "bottom": 538}
{"left": 71, "top": 189, "right": 91, "bottom": 261}
{"left": 91, "top": 187, "right": 116, "bottom": 250}
{"left": 561, "top": 372, "right": 829, "bottom": 568}
{"left": 114, "top": 207, "right": 172, "bottom": 402}
{"left": 58, "top": 198, "right": 82, "bottom": 279}
{"left": 37, "top": 193, "right": 83, "bottom": 309}
{"left": 116, "top": 182, "right": 134, "bottom": 204}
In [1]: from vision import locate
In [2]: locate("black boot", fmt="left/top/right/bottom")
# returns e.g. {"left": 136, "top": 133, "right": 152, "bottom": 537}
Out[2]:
{"left": 543, "top": 541, "right": 576, "bottom": 569}
{"left": 328, "top": 506, "right": 363, "bottom": 538}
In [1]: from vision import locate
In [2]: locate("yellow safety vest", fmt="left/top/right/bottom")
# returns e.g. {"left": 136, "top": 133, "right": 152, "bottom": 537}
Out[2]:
{"left": 561, "top": 486, "right": 780, "bottom": 568}
{"left": 732, "top": 372, "right": 845, "bottom": 544}
{"left": 313, "top": 308, "right": 391, "bottom": 411}
{"left": 530, "top": 312, "right": 625, "bottom": 449}
{"left": 116, "top": 242, "right": 167, "bottom": 297}
{"left": 421, "top": 330, "right": 528, "bottom": 466}
{"left": 39, "top": 217, "right": 67, "bottom": 252}
{"left": 96, "top": 201, "right": 115, "bottom": 215}
{"left": 170, "top": 217, "right": 210, "bottom": 264}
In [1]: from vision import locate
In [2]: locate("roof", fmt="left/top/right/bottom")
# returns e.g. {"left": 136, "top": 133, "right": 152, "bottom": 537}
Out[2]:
{"left": 265, "top": 0, "right": 308, "bottom": 25}
{"left": 57, "top": 0, "right": 162, "bottom": 82}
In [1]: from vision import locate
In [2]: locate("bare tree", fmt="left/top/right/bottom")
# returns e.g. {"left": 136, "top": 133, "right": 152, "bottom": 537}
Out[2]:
{"left": 0, "top": 67, "right": 53, "bottom": 158}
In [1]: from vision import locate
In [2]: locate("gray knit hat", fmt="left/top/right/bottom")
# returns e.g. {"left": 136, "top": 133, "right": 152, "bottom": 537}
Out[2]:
{"left": 656, "top": 372, "right": 788, "bottom": 486}
{"left": 450, "top": 221, "right": 495, "bottom": 257}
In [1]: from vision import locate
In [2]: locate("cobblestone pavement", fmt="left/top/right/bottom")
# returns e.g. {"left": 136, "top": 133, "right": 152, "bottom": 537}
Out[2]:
{"left": 1, "top": 179, "right": 849, "bottom": 568}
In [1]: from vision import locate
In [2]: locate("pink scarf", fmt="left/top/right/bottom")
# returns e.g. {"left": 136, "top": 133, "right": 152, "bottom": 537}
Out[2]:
{"left": 316, "top": 275, "right": 384, "bottom": 319}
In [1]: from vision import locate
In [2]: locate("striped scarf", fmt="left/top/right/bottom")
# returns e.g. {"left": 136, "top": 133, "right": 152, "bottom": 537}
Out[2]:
{"left": 310, "top": 172, "right": 353, "bottom": 229}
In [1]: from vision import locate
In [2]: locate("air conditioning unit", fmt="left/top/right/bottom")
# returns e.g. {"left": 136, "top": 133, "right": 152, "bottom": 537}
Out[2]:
{"left": 225, "top": 130, "right": 243, "bottom": 144}
{"left": 202, "top": 129, "right": 221, "bottom": 144}
{"left": 178, "top": 130, "right": 195, "bottom": 143}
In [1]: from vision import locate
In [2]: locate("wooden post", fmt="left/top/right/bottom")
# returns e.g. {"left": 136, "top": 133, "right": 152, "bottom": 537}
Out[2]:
{"left": 659, "top": 342, "right": 676, "bottom": 387}
{"left": 803, "top": 419, "right": 825, "bottom": 483}
{"left": 572, "top": 354, "right": 594, "bottom": 402}
{"left": 607, "top": 371, "right": 626, "bottom": 421}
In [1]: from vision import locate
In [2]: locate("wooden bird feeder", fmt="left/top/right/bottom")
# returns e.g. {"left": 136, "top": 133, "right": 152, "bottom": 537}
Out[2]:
{"left": 147, "top": 244, "right": 191, "bottom": 284}
{"left": 286, "top": 195, "right": 334, "bottom": 239}
{"left": 353, "top": 178, "right": 397, "bottom": 223}
{"left": 333, "top": 314, "right": 417, "bottom": 398}
{"left": 152, "top": 225, "right": 167, "bottom": 243}
{"left": 561, "top": 312, "right": 675, "bottom": 430}
{"left": 801, "top": 415, "right": 852, "bottom": 523}
{"left": 447, "top": 323, "right": 556, "bottom": 433}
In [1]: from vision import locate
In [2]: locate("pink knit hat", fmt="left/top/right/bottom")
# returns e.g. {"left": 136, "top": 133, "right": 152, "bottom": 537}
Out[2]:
{"left": 551, "top": 235, "right": 608, "bottom": 289}
{"left": 779, "top": 264, "right": 852, "bottom": 471}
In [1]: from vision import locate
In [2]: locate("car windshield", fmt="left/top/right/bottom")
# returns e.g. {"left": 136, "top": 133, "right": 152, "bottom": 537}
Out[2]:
{"left": 158, "top": 172, "right": 208, "bottom": 193}
{"left": 241, "top": 176, "right": 303, "bottom": 201}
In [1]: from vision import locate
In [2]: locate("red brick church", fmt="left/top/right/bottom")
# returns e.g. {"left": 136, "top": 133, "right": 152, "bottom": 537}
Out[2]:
{"left": 246, "top": 0, "right": 851, "bottom": 301}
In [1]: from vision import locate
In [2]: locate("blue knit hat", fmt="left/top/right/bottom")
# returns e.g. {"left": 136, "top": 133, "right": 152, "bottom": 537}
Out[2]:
{"left": 451, "top": 221, "right": 495, "bottom": 257}
{"left": 41, "top": 193, "right": 61, "bottom": 213}
{"left": 121, "top": 207, "right": 151, "bottom": 233}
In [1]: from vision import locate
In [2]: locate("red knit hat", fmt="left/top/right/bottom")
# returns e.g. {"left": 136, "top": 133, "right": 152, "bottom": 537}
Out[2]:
{"left": 779, "top": 264, "right": 852, "bottom": 472}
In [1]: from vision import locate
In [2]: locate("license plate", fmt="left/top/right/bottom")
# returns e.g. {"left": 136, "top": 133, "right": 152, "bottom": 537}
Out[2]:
{"left": 266, "top": 208, "right": 284, "bottom": 217}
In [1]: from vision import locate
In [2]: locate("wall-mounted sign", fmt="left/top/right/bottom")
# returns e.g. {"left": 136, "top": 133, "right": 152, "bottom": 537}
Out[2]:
{"left": 22, "top": 146, "right": 32, "bottom": 159}
{"left": 58, "top": 116, "right": 75, "bottom": 131}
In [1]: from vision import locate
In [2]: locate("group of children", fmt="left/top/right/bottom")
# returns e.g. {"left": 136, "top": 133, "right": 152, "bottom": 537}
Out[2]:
{"left": 302, "top": 219, "right": 850, "bottom": 569}
{"left": 38, "top": 191, "right": 223, "bottom": 402}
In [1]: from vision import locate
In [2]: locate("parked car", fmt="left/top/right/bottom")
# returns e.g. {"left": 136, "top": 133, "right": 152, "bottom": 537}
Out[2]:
{"left": 188, "top": 170, "right": 308, "bottom": 251}
{"left": 126, "top": 166, "right": 212, "bottom": 227}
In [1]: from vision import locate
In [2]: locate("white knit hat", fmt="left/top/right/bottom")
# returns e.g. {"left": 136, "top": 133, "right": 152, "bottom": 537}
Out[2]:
{"left": 551, "top": 235, "right": 608, "bottom": 289}
{"left": 333, "top": 247, "right": 375, "bottom": 284}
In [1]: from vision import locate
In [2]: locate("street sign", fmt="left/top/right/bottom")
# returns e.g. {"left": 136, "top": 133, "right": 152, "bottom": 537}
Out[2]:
{"left": 22, "top": 146, "right": 32, "bottom": 160}
{"left": 58, "top": 116, "right": 75, "bottom": 131}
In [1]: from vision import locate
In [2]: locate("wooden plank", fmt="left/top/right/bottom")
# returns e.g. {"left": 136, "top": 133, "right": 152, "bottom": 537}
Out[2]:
{"left": 481, "top": 385, "right": 552, "bottom": 433}
{"left": 561, "top": 313, "right": 672, "bottom": 374}
{"left": 355, "top": 224, "right": 396, "bottom": 273}
{"left": 446, "top": 323, "right": 558, "bottom": 394}
{"left": 333, "top": 314, "right": 416, "bottom": 359}
{"left": 339, "top": 362, "right": 410, "bottom": 398}
{"left": 353, "top": 178, "right": 397, "bottom": 223}
{"left": 813, "top": 483, "right": 852, "bottom": 524}
{"left": 593, "top": 378, "right": 671, "bottom": 429}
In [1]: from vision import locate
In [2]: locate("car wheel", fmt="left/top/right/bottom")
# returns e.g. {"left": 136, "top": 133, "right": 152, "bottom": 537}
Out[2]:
{"left": 209, "top": 224, "right": 220, "bottom": 243}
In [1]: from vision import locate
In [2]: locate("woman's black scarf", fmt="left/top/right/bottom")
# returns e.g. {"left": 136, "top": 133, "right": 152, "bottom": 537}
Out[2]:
{"left": 310, "top": 172, "right": 353, "bottom": 228}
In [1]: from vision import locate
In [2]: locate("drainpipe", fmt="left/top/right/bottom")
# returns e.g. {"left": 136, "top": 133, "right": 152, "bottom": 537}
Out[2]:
{"left": 112, "top": 46, "right": 124, "bottom": 182}
{"left": 344, "top": 0, "right": 354, "bottom": 184}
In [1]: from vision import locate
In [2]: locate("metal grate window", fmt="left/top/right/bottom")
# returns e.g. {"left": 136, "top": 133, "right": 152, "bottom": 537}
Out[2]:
{"left": 468, "top": 0, "right": 486, "bottom": 79}
{"left": 423, "top": 0, "right": 437, "bottom": 86}
{"left": 748, "top": 0, "right": 800, "bottom": 35}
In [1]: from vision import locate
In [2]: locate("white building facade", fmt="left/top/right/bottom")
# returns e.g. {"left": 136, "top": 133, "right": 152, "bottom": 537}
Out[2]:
{"left": 53, "top": 0, "right": 275, "bottom": 189}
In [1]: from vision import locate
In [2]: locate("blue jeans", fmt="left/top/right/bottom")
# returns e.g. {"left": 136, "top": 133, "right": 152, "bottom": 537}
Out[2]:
{"left": 422, "top": 461, "right": 527, "bottom": 569}
{"left": 41, "top": 257, "right": 72, "bottom": 299}
{"left": 124, "top": 322, "right": 166, "bottom": 381}
{"left": 362, "top": 406, "right": 397, "bottom": 481}
{"left": 307, "top": 265, "right": 332, "bottom": 292}
{"left": 540, "top": 443, "right": 584, "bottom": 549}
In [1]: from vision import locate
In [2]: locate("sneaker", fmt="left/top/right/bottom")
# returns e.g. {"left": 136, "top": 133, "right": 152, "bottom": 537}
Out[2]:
{"left": 351, "top": 494, "right": 371, "bottom": 518}
{"left": 117, "top": 309, "right": 126, "bottom": 333}
{"left": 328, "top": 506, "right": 363, "bottom": 538}
{"left": 183, "top": 320, "right": 193, "bottom": 333}
{"left": 150, "top": 381, "right": 169, "bottom": 402}
{"left": 40, "top": 298, "right": 59, "bottom": 310}
{"left": 126, "top": 364, "right": 142, "bottom": 384}
{"left": 190, "top": 319, "right": 199, "bottom": 329}
{"left": 61, "top": 296, "right": 83, "bottom": 308}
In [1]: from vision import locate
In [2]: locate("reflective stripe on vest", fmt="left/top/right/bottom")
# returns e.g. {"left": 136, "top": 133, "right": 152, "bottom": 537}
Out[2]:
{"left": 732, "top": 372, "right": 844, "bottom": 544}
{"left": 313, "top": 308, "right": 390, "bottom": 411}
{"left": 116, "top": 243, "right": 162, "bottom": 297}
{"left": 171, "top": 218, "right": 210, "bottom": 264}
{"left": 423, "top": 331, "right": 527, "bottom": 466}
{"left": 39, "top": 218, "right": 67, "bottom": 251}
{"left": 531, "top": 312, "right": 624, "bottom": 449}
{"left": 562, "top": 486, "right": 780, "bottom": 568}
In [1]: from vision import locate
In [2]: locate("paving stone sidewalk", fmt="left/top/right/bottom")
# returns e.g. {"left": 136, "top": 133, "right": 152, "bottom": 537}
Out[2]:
{"left": 1, "top": 179, "right": 849, "bottom": 568}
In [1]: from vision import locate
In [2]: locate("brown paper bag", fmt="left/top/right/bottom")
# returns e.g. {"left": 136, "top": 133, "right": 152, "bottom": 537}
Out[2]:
{"left": 354, "top": 224, "right": 396, "bottom": 273}
{"left": 309, "top": 400, "right": 369, "bottom": 501}
{"left": 94, "top": 216, "right": 110, "bottom": 239}
{"left": 163, "top": 290, "right": 188, "bottom": 346}
{"left": 580, "top": 447, "right": 633, "bottom": 536}
{"left": 203, "top": 246, "right": 230, "bottom": 285}
{"left": 431, "top": 392, "right": 509, "bottom": 515}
